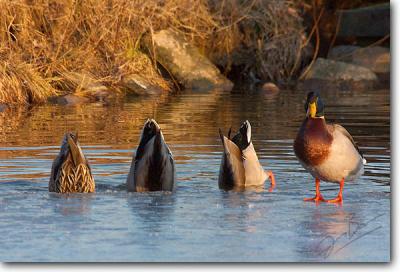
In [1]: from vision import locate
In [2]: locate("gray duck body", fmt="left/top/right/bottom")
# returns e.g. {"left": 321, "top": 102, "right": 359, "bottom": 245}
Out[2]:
{"left": 127, "top": 119, "right": 175, "bottom": 192}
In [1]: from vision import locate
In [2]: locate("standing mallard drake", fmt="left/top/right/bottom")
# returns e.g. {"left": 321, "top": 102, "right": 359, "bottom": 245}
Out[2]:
{"left": 294, "top": 92, "right": 366, "bottom": 203}
{"left": 49, "top": 132, "right": 95, "bottom": 193}
{"left": 219, "top": 120, "right": 275, "bottom": 191}
{"left": 127, "top": 119, "right": 175, "bottom": 192}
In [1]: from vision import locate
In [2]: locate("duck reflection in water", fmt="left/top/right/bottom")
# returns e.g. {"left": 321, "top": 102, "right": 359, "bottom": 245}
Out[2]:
{"left": 127, "top": 192, "right": 176, "bottom": 235}
{"left": 50, "top": 193, "right": 94, "bottom": 216}
{"left": 218, "top": 191, "right": 270, "bottom": 234}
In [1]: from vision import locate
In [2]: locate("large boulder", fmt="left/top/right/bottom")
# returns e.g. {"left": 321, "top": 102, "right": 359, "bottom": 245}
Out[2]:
{"left": 327, "top": 45, "right": 361, "bottom": 63}
{"left": 352, "top": 47, "right": 390, "bottom": 74}
{"left": 147, "top": 29, "right": 233, "bottom": 92}
{"left": 300, "top": 58, "right": 378, "bottom": 91}
{"left": 328, "top": 46, "right": 390, "bottom": 74}
{"left": 328, "top": 46, "right": 390, "bottom": 84}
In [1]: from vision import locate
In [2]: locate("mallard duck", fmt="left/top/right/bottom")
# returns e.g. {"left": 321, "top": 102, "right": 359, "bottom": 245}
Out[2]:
{"left": 127, "top": 119, "right": 175, "bottom": 192}
{"left": 219, "top": 120, "right": 275, "bottom": 191}
{"left": 294, "top": 91, "right": 366, "bottom": 203}
{"left": 49, "top": 132, "right": 95, "bottom": 193}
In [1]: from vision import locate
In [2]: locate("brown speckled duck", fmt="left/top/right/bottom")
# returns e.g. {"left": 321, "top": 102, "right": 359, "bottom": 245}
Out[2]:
{"left": 49, "top": 132, "right": 95, "bottom": 193}
{"left": 294, "top": 92, "right": 366, "bottom": 203}
{"left": 219, "top": 120, "right": 275, "bottom": 191}
{"left": 126, "top": 119, "right": 176, "bottom": 192}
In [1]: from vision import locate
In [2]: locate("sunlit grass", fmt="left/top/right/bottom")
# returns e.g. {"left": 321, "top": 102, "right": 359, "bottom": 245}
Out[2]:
{"left": 0, "top": 0, "right": 307, "bottom": 105}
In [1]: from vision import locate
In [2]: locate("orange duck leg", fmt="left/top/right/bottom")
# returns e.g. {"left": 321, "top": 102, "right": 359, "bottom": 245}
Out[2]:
{"left": 266, "top": 170, "right": 276, "bottom": 192}
{"left": 304, "top": 178, "right": 325, "bottom": 202}
{"left": 326, "top": 178, "right": 344, "bottom": 203}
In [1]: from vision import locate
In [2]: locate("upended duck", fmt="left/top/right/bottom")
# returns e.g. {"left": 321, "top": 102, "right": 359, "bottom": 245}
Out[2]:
{"left": 127, "top": 119, "right": 175, "bottom": 192}
{"left": 219, "top": 120, "right": 276, "bottom": 191}
{"left": 294, "top": 91, "right": 366, "bottom": 203}
{"left": 49, "top": 132, "right": 95, "bottom": 193}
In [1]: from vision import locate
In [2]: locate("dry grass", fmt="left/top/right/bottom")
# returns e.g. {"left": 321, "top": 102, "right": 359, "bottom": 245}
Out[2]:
{"left": 0, "top": 50, "right": 57, "bottom": 105}
{"left": 0, "top": 0, "right": 308, "bottom": 105}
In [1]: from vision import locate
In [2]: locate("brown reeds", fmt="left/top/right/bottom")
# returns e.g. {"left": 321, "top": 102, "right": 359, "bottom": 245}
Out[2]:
{"left": 205, "top": 0, "right": 308, "bottom": 83}
{"left": 0, "top": 0, "right": 308, "bottom": 105}
{"left": 0, "top": 51, "right": 58, "bottom": 105}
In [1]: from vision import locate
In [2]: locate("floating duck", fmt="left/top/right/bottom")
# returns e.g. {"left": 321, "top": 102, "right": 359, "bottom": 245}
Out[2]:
{"left": 127, "top": 119, "right": 175, "bottom": 192}
{"left": 218, "top": 120, "right": 275, "bottom": 191}
{"left": 294, "top": 92, "right": 366, "bottom": 203}
{"left": 49, "top": 132, "right": 95, "bottom": 193}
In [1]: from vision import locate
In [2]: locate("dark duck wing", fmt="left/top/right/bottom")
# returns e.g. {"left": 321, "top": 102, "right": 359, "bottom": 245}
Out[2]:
{"left": 49, "top": 132, "right": 95, "bottom": 193}
{"left": 218, "top": 128, "right": 246, "bottom": 190}
{"left": 127, "top": 119, "right": 175, "bottom": 192}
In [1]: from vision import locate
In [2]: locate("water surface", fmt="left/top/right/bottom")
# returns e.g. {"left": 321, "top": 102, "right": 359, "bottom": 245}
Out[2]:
{"left": 0, "top": 88, "right": 390, "bottom": 262}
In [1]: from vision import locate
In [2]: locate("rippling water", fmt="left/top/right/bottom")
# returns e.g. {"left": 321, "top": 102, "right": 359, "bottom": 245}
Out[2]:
{"left": 0, "top": 88, "right": 390, "bottom": 262}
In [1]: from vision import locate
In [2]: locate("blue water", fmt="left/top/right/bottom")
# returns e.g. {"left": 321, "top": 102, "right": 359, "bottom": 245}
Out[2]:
{"left": 0, "top": 89, "right": 390, "bottom": 262}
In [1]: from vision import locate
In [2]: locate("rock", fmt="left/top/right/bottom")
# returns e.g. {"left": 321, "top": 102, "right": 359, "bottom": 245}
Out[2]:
{"left": 60, "top": 72, "right": 121, "bottom": 102}
{"left": 92, "top": 89, "right": 121, "bottom": 103}
{"left": 337, "top": 3, "right": 390, "bottom": 38}
{"left": 121, "top": 74, "right": 164, "bottom": 96}
{"left": 261, "top": 82, "right": 280, "bottom": 93}
{"left": 147, "top": 29, "right": 233, "bottom": 92}
{"left": 328, "top": 46, "right": 390, "bottom": 85}
{"left": 351, "top": 46, "right": 390, "bottom": 75}
{"left": 301, "top": 58, "right": 378, "bottom": 91}
{"left": 327, "top": 45, "right": 361, "bottom": 62}
{"left": 328, "top": 46, "right": 390, "bottom": 74}
{"left": 54, "top": 94, "right": 90, "bottom": 105}
{"left": 0, "top": 103, "right": 7, "bottom": 112}
{"left": 62, "top": 72, "right": 108, "bottom": 94}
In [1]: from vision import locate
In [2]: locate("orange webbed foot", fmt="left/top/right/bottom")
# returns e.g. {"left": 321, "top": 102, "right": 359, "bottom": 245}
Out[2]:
{"left": 326, "top": 178, "right": 344, "bottom": 204}
{"left": 303, "top": 195, "right": 325, "bottom": 202}
{"left": 326, "top": 196, "right": 343, "bottom": 203}
{"left": 304, "top": 178, "right": 325, "bottom": 202}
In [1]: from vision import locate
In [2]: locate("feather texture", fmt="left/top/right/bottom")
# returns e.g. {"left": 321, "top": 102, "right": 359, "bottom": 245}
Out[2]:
{"left": 49, "top": 133, "right": 95, "bottom": 193}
